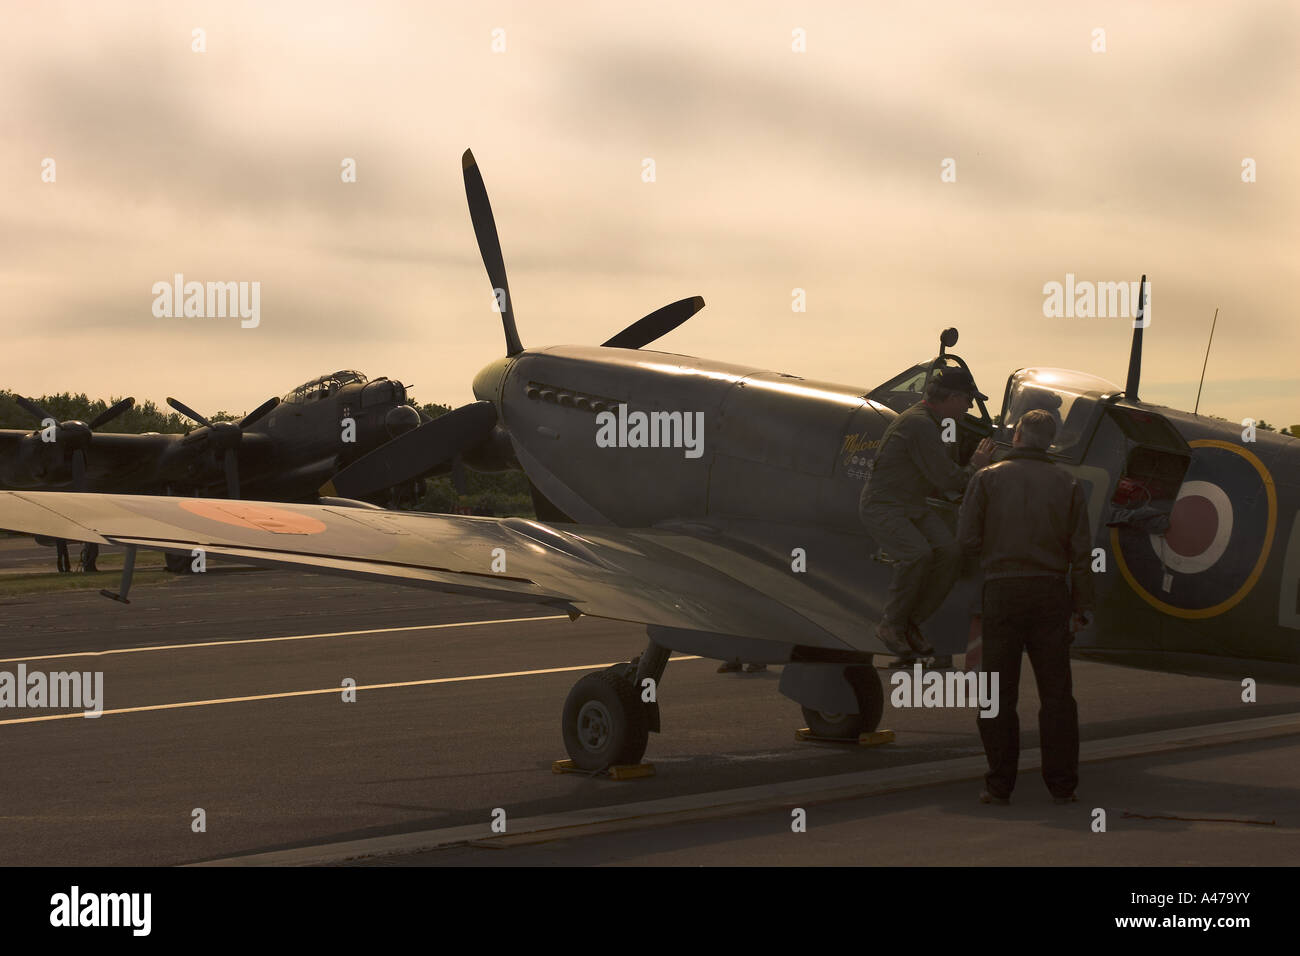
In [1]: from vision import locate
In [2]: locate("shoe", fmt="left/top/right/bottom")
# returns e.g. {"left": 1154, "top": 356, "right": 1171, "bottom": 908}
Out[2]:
{"left": 716, "top": 660, "right": 742, "bottom": 673}
{"left": 876, "top": 622, "right": 912, "bottom": 657}
{"left": 979, "top": 790, "right": 1010, "bottom": 805}
{"left": 742, "top": 663, "right": 767, "bottom": 673}
{"left": 1052, "top": 793, "right": 1079, "bottom": 805}
{"left": 904, "top": 622, "right": 935, "bottom": 656}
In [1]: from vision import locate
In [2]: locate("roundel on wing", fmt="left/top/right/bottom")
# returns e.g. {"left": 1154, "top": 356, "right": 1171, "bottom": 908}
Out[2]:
{"left": 1114, "top": 440, "right": 1276, "bottom": 617}
{"left": 177, "top": 499, "right": 327, "bottom": 534}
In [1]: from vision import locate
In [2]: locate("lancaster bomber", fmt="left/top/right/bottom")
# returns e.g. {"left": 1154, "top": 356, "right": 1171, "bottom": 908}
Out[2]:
{"left": 0, "top": 370, "right": 421, "bottom": 501}
{"left": 1, "top": 150, "right": 1295, "bottom": 773}
{"left": 1, "top": 370, "right": 423, "bottom": 570}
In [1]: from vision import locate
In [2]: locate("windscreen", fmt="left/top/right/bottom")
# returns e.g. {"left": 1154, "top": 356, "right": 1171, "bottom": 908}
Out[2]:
{"left": 1001, "top": 368, "right": 1119, "bottom": 456}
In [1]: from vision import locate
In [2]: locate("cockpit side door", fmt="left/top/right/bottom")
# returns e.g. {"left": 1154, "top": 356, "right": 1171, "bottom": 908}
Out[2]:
{"left": 1088, "top": 403, "right": 1192, "bottom": 529}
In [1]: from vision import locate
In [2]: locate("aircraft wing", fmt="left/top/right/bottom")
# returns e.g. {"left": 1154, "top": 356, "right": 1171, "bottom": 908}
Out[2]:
{"left": 0, "top": 430, "right": 178, "bottom": 455}
{"left": 0, "top": 430, "right": 179, "bottom": 490}
{"left": 0, "top": 492, "right": 865, "bottom": 651}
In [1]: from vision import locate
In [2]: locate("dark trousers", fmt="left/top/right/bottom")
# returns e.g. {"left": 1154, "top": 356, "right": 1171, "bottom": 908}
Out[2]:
{"left": 977, "top": 576, "right": 1078, "bottom": 798}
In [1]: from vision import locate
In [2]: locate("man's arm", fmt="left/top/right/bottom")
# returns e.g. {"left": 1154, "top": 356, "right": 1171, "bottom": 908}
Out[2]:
{"left": 1067, "top": 480, "right": 1095, "bottom": 611}
{"left": 903, "top": 418, "right": 971, "bottom": 495}
{"left": 957, "top": 470, "right": 987, "bottom": 559}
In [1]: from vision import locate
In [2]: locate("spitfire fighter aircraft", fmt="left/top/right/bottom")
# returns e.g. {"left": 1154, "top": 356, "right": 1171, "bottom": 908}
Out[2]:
{"left": 1, "top": 151, "right": 1296, "bottom": 772}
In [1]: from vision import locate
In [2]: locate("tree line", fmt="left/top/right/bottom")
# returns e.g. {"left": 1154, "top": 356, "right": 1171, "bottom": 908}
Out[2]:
{"left": 1, "top": 390, "right": 534, "bottom": 517}
{"left": 0, "top": 390, "right": 236, "bottom": 432}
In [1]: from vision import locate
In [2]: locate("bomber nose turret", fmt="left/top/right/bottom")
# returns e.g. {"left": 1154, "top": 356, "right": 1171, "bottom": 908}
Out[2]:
{"left": 384, "top": 404, "right": 421, "bottom": 437}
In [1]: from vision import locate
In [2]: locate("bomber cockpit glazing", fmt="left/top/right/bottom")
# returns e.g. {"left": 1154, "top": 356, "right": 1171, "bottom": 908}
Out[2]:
{"left": 282, "top": 370, "right": 368, "bottom": 404}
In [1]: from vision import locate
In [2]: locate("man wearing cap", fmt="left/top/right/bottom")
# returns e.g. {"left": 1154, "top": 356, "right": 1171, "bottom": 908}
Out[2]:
{"left": 860, "top": 366, "right": 995, "bottom": 658}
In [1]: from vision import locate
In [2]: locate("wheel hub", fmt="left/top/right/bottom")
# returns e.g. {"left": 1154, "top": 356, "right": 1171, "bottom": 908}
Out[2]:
{"left": 576, "top": 700, "right": 613, "bottom": 752}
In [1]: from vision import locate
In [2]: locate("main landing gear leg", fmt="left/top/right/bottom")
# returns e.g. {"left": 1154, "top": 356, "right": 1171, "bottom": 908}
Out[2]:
{"left": 561, "top": 638, "right": 668, "bottom": 771}
{"left": 632, "top": 639, "right": 670, "bottom": 735}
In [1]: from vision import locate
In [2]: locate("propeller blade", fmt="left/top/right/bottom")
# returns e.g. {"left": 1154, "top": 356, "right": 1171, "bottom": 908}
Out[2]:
{"left": 601, "top": 296, "right": 706, "bottom": 349}
{"left": 89, "top": 396, "right": 135, "bottom": 430}
{"left": 322, "top": 401, "right": 498, "bottom": 500}
{"left": 462, "top": 149, "right": 524, "bottom": 357}
{"left": 167, "top": 397, "right": 213, "bottom": 428}
{"left": 71, "top": 449, "right": 86, "bottom": 493}
{"left": 223, "top": 448, "right": 240, "bottom": 499}
{"left": 240, "top": 396, "right": 279, "bottom": 429}
{"left": 16, "top": 395, "right": 55, "bottom": 424}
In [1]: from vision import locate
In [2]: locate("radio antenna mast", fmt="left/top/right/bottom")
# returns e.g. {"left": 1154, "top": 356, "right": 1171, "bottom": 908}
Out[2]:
{"left": 1193, "top": 307, "right": 1219, "bottom": 416}
{"left": 1124, "top": 275, "right": 1148, "bottom": 401}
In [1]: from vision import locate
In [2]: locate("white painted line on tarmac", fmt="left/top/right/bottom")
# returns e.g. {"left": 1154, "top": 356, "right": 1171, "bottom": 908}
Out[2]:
{"left": 0, "top": 614, "right": 572, "bottom": 665}
{"left": 191, "top": 712, "right": 1300, "bottom": 866}
{"left": 0, "top": 655, "right": 703, "bottom": 726}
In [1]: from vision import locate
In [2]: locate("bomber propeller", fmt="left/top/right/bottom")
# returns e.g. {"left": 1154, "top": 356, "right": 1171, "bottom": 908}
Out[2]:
{"left": 324, "top": 148, "right": 707, "bottom": 500}
{"left": 321, "top": 401, "right": 498, "bottom": 500}
{"left": 15, "top": 395, "right": 136, "bottom": 492}
{"left": 168, "top": 395, "right": 279, "bottom": 499}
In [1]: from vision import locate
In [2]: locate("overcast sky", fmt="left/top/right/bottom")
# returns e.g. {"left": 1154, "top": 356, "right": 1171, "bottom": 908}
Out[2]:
{"left": 3, "top": 1, "right": 1297, "bottom": 426}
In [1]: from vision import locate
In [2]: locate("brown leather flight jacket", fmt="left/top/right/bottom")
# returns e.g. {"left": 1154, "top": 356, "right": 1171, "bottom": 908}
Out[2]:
{"left": 956, "top": 448, "right": 1095, "bottom": 611}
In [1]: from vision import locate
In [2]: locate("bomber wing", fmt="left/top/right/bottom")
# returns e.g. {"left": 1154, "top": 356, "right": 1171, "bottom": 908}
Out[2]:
{"left": 0, "top": 430, "right": 179, "bottom": 491}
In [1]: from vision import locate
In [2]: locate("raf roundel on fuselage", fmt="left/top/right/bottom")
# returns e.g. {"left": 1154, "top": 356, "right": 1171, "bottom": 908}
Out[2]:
{"left": 1114, "top": 440, "right": 1277, "bottom": 619}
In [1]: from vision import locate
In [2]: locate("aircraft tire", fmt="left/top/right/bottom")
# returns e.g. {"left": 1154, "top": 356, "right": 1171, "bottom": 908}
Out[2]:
{"left": 800, "top": 665, "right": 883, "bottom": 739}
{"left": 164, "top": 553, "right": 191, "bottom": 574}
{"left": 562, "top": 671, "right": 650, "bottom": 771}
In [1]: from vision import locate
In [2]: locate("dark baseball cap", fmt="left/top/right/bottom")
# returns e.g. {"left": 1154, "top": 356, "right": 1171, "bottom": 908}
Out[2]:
{"left": 932, "top": 365, "right": 988, "bottom": 401}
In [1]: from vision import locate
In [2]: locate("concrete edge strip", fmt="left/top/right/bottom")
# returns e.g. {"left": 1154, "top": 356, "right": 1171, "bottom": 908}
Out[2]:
{"left": 191, "top": 712, "right": 1300, "bottom": 867}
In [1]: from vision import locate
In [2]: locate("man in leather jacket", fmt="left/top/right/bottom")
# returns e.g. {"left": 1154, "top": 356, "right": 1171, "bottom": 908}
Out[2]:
{"left": 957, "top": 409, "right": 1094, "bottom": 805}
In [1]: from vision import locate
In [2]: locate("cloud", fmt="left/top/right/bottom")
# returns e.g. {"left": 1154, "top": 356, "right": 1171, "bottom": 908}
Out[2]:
{"left": 0, "top": 0, "right": 1296, "bottom": 428}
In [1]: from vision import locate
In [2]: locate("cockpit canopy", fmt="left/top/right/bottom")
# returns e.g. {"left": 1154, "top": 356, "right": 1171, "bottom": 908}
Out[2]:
{"left": 282, "top": 370, "right": 368, "bottom": 405}
{"left": 1000, "top": 368, "right": 1120, "bottom": 456}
